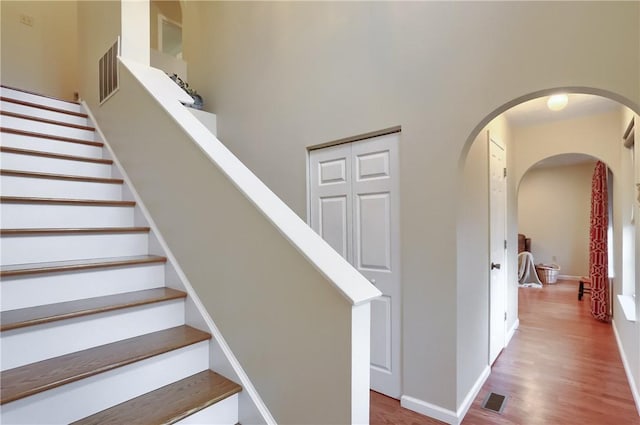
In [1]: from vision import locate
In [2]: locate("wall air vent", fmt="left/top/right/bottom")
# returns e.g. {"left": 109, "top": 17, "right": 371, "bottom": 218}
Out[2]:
{"left": 99, "top": 37, "right": 120, "bottom": 104}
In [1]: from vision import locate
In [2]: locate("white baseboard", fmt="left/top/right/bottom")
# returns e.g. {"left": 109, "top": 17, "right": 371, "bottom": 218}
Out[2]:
{"left": 506, "top": 318, "right": 520, "bottom": 347}
{"left": 612, "top": 320, "right": 640, "bottom": 416}
{"left": 400, "top": 396, "right": 457, "bottom": 425}
{"left": 400, "top": 365, "right": 490, "bottom": 425}
{"left": 558, "top": 274, "right": 583, "bottom": 281}
{"left": 456, "top": 365, "right": 490, "bottom": 423}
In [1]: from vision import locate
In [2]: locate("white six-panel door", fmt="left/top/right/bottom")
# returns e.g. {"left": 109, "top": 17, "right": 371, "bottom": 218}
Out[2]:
{"left": 309, "top": 133, "right": 401, "bottom": 398}
{"left": 489, "top": 135, "right": 507, "bottom": 365}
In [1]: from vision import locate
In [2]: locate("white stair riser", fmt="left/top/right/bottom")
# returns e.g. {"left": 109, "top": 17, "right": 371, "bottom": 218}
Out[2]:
{"left": 1, "top": 203, "right": 135, "bottom": 228}
{"left": 1, "top": 264, "right": 165, "bottom": 311}
{"left": 1, "top": 132, "right": 103, "bottom": 158}
{"left": 0, "top": 342, "right": 209, "bottom": 424}
{"left": 1, "top": 115, "right": 95, "bottom": 141}
{"left": 1, "top": 101, "right": 89, "bottom": 127}
{"left": 0, "top": 152, "right": 112, "bottom": 177}
{"left": 176, "top": 393, "right": 239, "bottom": 425}
{"left": 2, "top": 176, "right": 123, "bottom": 200}
{"left": 1, "top": 232, "right": 149, "bottom": 265}
{"left": 1, "top": 300, "right": 185, "bottom": 370}
{"left": 0, "top": 87, "right": 83, "bottom": 114}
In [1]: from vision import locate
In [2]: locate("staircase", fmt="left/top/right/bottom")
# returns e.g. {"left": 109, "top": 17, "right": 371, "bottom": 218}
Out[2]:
{"left": 0, "top": 86, "right": 242, "bottom": 424}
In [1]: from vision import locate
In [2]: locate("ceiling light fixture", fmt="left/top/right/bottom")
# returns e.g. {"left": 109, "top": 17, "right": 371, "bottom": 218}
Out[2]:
{"left": 547, "top": 94, "right": 568, "bottom": 111}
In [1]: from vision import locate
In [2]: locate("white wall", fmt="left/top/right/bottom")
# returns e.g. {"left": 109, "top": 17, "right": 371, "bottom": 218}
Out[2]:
{"left": 0, "top": 0, "right": 78, "bottom": 100}
{"left": 518, "top": 161, "right": 596, "bottom": 277}
{"left": 184, "top": 1, "right": 640, "bottom": 417}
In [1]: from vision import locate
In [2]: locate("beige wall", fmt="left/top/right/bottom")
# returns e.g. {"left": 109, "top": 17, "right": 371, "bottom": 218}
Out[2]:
{"left": 518, "top": 162, "right": 596, "bottom": 277}
{"left": 77, "top": 0, "right": 121, "bottom": 108}
{"left": 0, "top": 0, "right": 78, "bottom": 100}
{"left": 457, "top": 114, "right": 516, "bottom": 405}
{"left": 185, "top": 1, "right": 640, "bottom": 414}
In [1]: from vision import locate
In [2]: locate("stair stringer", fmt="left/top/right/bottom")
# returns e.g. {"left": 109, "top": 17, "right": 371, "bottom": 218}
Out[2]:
{"left": 84, "top": 103, "right": 275, "bottom": 425}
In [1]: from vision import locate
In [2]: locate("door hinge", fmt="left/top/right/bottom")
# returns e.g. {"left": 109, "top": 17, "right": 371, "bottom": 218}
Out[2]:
{"left": 504, "top": 239, "right": 507, "bottom": 250}
{"left": 504, "top": 312, "right": 507, "bottom": 321}
{"left": 503, "top": 167, "right": 507, "bottom": 178}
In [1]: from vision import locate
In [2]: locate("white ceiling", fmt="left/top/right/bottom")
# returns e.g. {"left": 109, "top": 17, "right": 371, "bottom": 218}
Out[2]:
{"left": 504, "top": 93, "right": 620, "bottom": 169}
{"left": 504, "top": 93, "right": 620, "bottom": 127}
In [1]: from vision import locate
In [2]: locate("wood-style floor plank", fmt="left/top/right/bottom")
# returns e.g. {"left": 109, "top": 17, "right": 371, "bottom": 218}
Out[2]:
{"left": 71, "top": 370, "right": 241, "bottom": 425}
{"left": 0, "top": 169, "right": 124, "bottom": 184}
{"left": 0, "top": 288, "right": 186, "bottom": 331}
{"left": 0, "top": 196, "right": 135, "bottom": 207}
{"left": 370, "top": 280, "right": 640, "bottom": 425}
{"left": 0, "top": 326, "right": 211, "bottom": 404}
{"left": 0, "top": 255, "right": 167, "bottom": 277}
{"left": 0, "top": 110, "right": 95, "bottom": 131}
{"left": 0, "top": 96, "right": 89, "bottom": 118}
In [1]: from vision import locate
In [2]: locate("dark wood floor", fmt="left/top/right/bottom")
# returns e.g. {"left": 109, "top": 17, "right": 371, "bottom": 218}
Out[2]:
{"left": 370, "top": 280, "right": 640, "bottom": 425}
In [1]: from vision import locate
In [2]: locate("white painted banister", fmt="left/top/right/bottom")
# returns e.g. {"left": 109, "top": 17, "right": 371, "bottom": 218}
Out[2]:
{"left": 121, "top": 58, "right": 380, "bottom": 306}
{"left": 88, "top": 56, "right": 380, "bottom": 424}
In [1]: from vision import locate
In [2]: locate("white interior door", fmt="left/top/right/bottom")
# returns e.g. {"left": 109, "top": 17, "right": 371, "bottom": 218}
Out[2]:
{"left": 489, "top": 135, "right": 507, "bottom": 365}
{"left": 309, "top": 133, "right": 401, "bottom": 398}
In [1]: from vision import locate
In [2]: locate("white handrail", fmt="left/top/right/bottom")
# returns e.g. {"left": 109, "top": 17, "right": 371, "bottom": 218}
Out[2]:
{"left": 120, "top": 57, "right": 381, "bottom": 306}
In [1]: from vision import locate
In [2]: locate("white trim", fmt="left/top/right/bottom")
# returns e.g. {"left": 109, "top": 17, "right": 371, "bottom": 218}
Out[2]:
{"left": 400, "top": 364, "right": 490, "bottom": 425}
{"left": 82, "top": 101, "right": 276, "bottom": 425}
{"left": 456, "top": 365, "right": 491, "bottom": 424}
{"left": 558, "top": 274, "right": 583, "bottom": 281}
{"left": 506, "top": 318, "right": 520, "bottom": 346}
{"left": 617, "top": 295, "right": 637, "bottom": 322}
{"left": 612, "top": 320, "right": 640, "bottom": 415}
{"left": 400, "top": 396, "right": 457, "bottom": 425}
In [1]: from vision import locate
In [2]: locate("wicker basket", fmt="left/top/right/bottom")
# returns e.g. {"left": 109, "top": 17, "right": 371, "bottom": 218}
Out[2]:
{"left": 535, "top": 264, "right": 560, "bottom": 284}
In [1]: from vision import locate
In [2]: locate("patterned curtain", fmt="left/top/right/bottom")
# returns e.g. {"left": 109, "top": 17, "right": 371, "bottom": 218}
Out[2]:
{"left": 590, "top": 161, "right": 610, "bottom": 322}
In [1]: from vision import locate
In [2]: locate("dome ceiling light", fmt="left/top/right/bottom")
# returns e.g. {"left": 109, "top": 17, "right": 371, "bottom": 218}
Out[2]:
{"left": 547, "top": 94, "right": 569, "bottom": 111}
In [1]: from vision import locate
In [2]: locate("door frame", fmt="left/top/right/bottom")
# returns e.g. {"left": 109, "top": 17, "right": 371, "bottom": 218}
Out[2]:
{"left": 488, "top": 133, "right": 508, "bottom": 365}
{"left": 306, "top": 126, "right": 402, "bottom": 398}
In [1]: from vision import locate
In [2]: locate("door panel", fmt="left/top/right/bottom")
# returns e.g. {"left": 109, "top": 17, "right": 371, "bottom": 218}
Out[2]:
{"left": 370, "top": 296, "right": 392, "bottom": 371}
{"left": 309, "top": 133, "right": 401, "bottom": 398}
{"left": 319, "top": 196, "right": 349, "bottom": 258}
{"left": 489, "top": 135, "right": 507, "bottom": 365}
{"left": 310, "top": 144, "right": 353, "bottom": 264}
{"left": 356, "top": 193, "right": 391, "bottom": 271}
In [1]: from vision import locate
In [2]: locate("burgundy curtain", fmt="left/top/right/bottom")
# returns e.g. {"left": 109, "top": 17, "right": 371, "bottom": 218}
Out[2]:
{"left": 590, "top": 161, "right": 610, "bottom": 322}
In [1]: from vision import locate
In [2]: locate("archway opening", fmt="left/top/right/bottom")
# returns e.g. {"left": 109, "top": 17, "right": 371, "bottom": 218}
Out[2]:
{"left": 459, "top": 89, "right": 638, "bottom": 357}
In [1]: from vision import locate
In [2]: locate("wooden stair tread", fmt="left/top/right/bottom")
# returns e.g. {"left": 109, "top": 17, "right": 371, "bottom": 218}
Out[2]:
{"left": 0, "top": 111, "right": 95, "bottom": 131}
{"left": 0, "top": 196, "right": 135, "bottom": 206}
{"left": 0, "top": 146, "right": 112, "bottom": 164}
{"left": 71, "top": 370, "right": 242, "bottom": 425}
{"left": 0, "top": 169, "right": 124, "bottom": 184}
{"left": 1, "top": 85, "right": 81, "bottom": 105}
{"left": 1, "top": 288, "right": 186, "bottom": 331}
{"left": 0, "top": 326, "right": 211, "bottom": 404}
{"left": 1, "top": 227, "right": 150, "bottom": 236}
{"left": 0, "top": 255, "right": 167, "bottom": 277}
{"left": 0, "top": 96, "right": 89, "bottom": 118}
{"left": 1, "top": 127, "right": 103, "bottom": 147}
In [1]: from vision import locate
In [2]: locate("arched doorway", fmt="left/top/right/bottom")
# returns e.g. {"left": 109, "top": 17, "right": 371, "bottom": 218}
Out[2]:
{"left": 458, "top": 89, "right": 638, "bottom": 369}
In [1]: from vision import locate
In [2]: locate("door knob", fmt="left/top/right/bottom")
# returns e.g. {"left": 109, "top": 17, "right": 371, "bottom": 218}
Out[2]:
{"left": 491, "top": 262, "right": 501, "bottom": 270}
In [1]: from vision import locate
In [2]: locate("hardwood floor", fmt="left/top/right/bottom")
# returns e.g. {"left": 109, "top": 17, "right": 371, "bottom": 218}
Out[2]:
{"left": 370, "top": 280, "right": 640, "bottom": 425}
